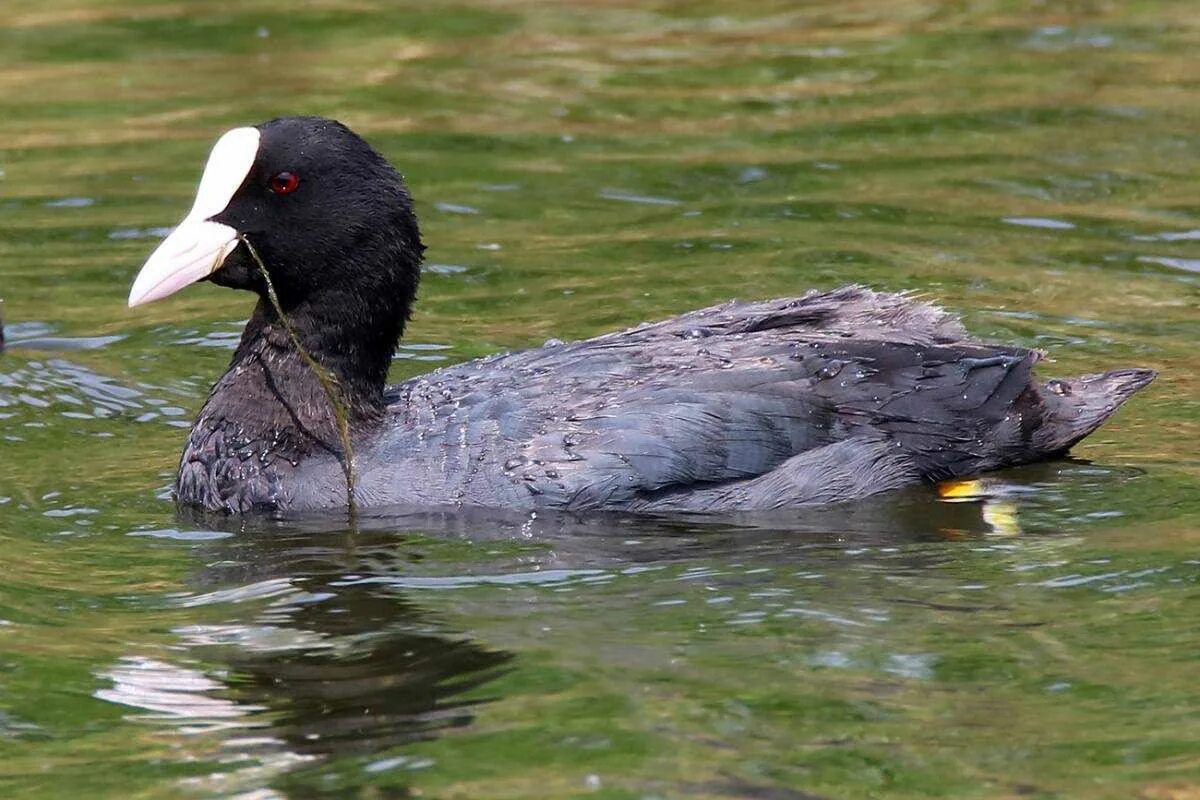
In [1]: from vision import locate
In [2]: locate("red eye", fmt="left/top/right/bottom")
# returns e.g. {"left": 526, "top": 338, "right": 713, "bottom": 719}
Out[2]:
{"left": 268, "top": 171, "right": 300, "bottom": 194}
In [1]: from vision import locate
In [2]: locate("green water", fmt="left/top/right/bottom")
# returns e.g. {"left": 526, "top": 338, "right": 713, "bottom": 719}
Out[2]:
{"left": 1, "top": 1, "right": 1198, "bottom": 798}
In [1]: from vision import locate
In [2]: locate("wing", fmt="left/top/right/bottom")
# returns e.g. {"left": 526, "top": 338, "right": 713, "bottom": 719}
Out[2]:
{"left": 375, "top": 286, "right": 1040, "bottom": 510}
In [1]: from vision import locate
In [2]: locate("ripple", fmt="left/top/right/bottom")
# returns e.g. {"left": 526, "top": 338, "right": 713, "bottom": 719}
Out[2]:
{"left": 332, "top": 568, "right": 606, "bottom": 590}
{"left": 172, "top": 328, "right": 243, "bottom": 349}
{"left": 176, "top": 623, "right": 334, "bottom": 653}
{"left": 1137, "top": 255, "right": 1200, "bottom": 273}
{"left": 43, "top": 196, "right": 94, "bottom": 208}
{"left": 129, "top": 528, "right": 234, "bottom": 541}
{"left": 883, "top": 652, "right": 936, "bottom": 680}
{"left": 1001, "top": 216, "right": 1076, "bottom": 230}
{"left": 1131, "top": 228, "right": 1200, "bottom": 242}
{"left": 108, "top": 226, "right": 172, "bottom": 240}
{"left": 175, "top": 578, "right": 298, "bottom": 607}
{"left": 424, "top": 263, "right": 469, "bottom": 275}
{"left": 95, "top": 656, "right": 260, "bottom": 721}
{"left": 5, "top": 334, "right": 125, "bottom": 351}
{"left": 0, "top": 356, "right": 182, "bottom": 429}
{"left": 1021, "top": 25, "right": 1121, "bottom": 51}
{"left": 434, "top": 201, "right": 480, "bottom": 215}
{"left": 597, "top": 188, "right": 682, "bottom": 206}
{"left": 394, "top": 342, "right": 451, "bottom": 362}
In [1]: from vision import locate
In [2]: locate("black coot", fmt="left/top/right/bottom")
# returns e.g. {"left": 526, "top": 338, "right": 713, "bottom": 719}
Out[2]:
{"left": 127, "top": 116, "right": 1155, "bottom": 515}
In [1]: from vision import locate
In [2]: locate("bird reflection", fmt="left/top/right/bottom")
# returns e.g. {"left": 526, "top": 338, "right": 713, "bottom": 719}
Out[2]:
{"left": 189, "top": 530, "right": 512, "bottom": 758}
{"left": 96, "top": 458, "right": 1141, "bottom": 794}
{"left": 105, "top": 490, "right": 996, "bottom": 763}
{"left": 96, "top": 526, "right": 513, "bottom": 794}
{"left": 175, "top": 481, "right": 1012, "bottom": 570}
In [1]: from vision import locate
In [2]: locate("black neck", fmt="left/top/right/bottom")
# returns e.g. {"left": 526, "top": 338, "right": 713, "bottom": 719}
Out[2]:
{"left": 176, "top": 281, "right": 415, "bottom": 511}
{"left": 231, "top": 208, "right": 422, "bottom": 421}
{"left": 178, "top": 315, "right": 370, "bottom": 512}
{"left": 206, "top": 308, "right": 379, "bottom": 453}
{"left": 244, "top": 293, "right": 398, "bottom": 418}
{"left": 190, "top": 273, "right": 417, "bottom": 469}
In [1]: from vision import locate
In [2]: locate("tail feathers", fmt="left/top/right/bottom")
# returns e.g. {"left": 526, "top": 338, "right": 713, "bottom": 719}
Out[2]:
{"left": 1035, "top": 367, "right": 1156, "bottom": 454}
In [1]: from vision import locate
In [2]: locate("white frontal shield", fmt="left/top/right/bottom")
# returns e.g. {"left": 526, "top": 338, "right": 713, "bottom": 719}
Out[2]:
{"left": 127, "top": 127, "right": 260, "bottom": 307}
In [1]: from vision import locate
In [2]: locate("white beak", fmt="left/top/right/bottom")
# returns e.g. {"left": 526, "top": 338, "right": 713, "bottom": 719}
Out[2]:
{"left": 128, "top": 127, "right": 261, "bottom": 308}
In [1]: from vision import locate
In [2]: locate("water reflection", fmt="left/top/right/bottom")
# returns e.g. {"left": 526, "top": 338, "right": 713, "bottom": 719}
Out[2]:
{"left": 191, "top": 567, "right": 509, "bottom": 759}
{"left": 177, "top": 485, "right": 1005, "bottom": 569}
{"left": 88, "top": 453, "right": 1165, "bottom": 795}
{"left": 1, "top": 0, "right": 1192, "bottom": 792}
{"left": 0, "top": 349, "right": 188, "bottom": 431}
{"left": 167, "top": 457, "right": 1150, "bottom": 573}
{"left": 98, "top": 527, "right": 514, "bottom": 792}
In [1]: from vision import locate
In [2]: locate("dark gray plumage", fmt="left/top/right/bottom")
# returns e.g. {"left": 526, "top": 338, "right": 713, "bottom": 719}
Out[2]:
{"left": 140, "top": 118, "right": 1154, "bottom": 516}
{"left": 342, "top": 286, "right": 1152, "bottom": 513}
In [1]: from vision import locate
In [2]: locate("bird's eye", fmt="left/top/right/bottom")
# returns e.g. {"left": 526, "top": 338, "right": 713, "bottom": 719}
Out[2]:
{"left": 268, "top": 171, "right": 300, "bottom": 195}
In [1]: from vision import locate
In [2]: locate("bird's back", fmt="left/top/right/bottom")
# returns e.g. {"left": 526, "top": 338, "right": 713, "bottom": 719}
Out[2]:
{"left": 363, "top": 286, "right": 1152, "bottom": 512}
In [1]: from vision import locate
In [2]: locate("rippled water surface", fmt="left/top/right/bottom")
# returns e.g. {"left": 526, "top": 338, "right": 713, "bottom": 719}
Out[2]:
{"left": 1, "top": 1, "right": 1198, "bottom": 798}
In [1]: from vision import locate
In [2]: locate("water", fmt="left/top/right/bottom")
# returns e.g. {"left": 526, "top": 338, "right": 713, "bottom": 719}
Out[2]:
{"left": 1, "top": 1, "right": 1198, "bottom": 797}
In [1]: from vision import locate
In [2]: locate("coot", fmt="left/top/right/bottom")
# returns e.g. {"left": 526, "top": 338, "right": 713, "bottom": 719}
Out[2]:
{"left": 128, "top": 117, "right": 1154, "bottom": 515}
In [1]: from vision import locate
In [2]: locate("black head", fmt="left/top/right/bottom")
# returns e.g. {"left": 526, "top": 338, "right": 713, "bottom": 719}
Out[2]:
{"left": 208, "top": 117, "right": 423, "bottom": 309}
{"left": 129, "top": 116, "right": 425, "bottom": 401}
